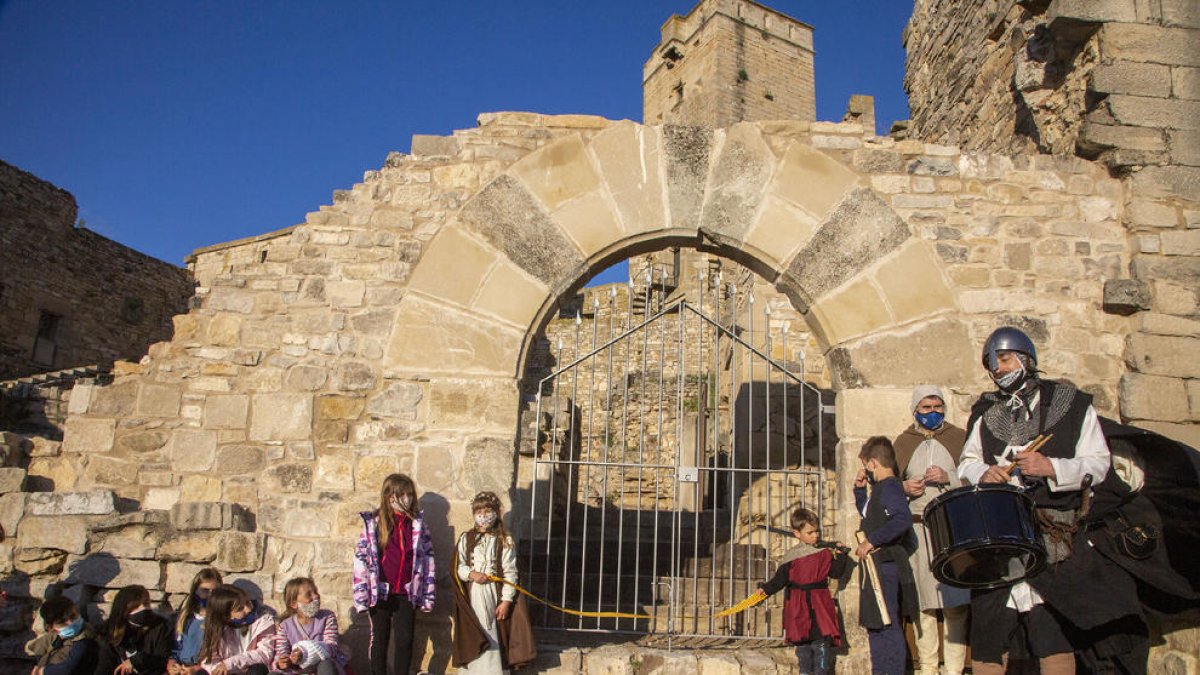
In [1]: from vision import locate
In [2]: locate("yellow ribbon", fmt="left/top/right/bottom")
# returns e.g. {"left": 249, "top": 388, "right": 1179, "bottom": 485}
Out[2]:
{"left": 484, "top": 575, "right": 652, "bottom": 619}
{"left": 713, "top": 590, "right": 767, "bottom": 618}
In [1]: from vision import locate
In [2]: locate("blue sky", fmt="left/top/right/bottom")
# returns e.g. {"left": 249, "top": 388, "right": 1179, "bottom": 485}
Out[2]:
{"left": 0, "top": 1, "right": 913, "bottom": 286}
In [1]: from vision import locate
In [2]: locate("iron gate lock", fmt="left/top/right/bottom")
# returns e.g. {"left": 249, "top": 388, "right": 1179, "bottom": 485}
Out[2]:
{"left": 677, "top": 467, "right": 699, "bottom": 482}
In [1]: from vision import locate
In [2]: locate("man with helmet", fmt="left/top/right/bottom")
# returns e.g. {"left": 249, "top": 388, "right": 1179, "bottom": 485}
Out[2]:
{"left": 957, "top": 326, "right": 1111, "bottom": 675}
{"left": 892, "top": 385, "right": 970, "bottom": 675}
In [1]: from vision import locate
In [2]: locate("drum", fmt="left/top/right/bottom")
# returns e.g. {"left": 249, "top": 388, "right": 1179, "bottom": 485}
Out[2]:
{"left": 923, "top": 484, "right": 1046, "bottom": 589}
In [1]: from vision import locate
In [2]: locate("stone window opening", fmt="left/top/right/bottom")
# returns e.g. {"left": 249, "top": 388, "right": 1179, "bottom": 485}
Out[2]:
{"left": 259, "top": 250, "right": 268, "bottom": 263}
{"left": 32, "top": 311, "right": 62, "bottom": 366}
{"left": 120, "top": 296, "right": 145, "bottom": 324}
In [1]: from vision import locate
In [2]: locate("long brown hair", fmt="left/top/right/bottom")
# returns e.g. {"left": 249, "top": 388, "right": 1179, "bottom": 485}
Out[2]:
{"left": 102, "top": 585, "right": 155, "bottom": 647}
{"left": 198, "top": 585, "right": 249, "bottom": 664}
{"left": 377, "top": 473, "right": 419, "bottom": 550}
{"left": 176, "top": 567, "right": 223, "bottom": 635}
{"left": 277, "top": 576, "right": 318, "bottom": 624}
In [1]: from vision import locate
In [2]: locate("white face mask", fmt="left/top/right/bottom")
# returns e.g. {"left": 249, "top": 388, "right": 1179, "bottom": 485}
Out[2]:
{"left": 993, "top": 362, "right": 1026, "bottom": 391}
{"left": 475, "top": 511, "right": 497, "bottom": 529}
{"left": 297, "top": 599, "right": 321, "bottom": 618}
{"left": 390, "top": 495, "right": 413, "bottom": 512}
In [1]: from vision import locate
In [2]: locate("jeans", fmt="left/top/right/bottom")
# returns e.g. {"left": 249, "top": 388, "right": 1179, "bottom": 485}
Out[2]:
{"left": 368, "top": 594, "right": 416, "bottom": 675}
{"left": 795, "top": 636, "right": 834, "bottom": 675}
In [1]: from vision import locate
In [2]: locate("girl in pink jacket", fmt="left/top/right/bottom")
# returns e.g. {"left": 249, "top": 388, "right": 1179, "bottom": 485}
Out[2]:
{"left": 196, "top": 585, "right": 275, "bottom": 675}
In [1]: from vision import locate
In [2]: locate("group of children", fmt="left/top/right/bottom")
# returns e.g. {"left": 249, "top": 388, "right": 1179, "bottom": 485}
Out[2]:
{"left": 27, "top": 474, "right": 517, "bottom": 675}
{"left": 755, "top": 436, "right": 918, "bottom": 675}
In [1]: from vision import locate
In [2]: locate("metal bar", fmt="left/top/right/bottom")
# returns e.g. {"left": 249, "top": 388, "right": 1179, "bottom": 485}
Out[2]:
{"left": 546, "top": 338, "right": 563, "bottom": 626}
{"left": 726, "top": 284, "right": 738, "bottom": 623}
{"left": 558, "top": 324, "right": 581, "bottom": 625}
{"left": 651, "top": 276, "right": 668, "bottom": 636}
{"left": 763, "top": 303, "right": 772, "bottom": 636}
{"left": 595, "top": 287, "right": 617, "bottom": 626}
{"left": 577, "top": 300, "right": 600, "bottom": 627}
{"left": 633, "top": 269, "right": 651, "bottom": 631}
{"left": 615, "top": 279, "right": 634, "bottom": 628}
{"left": 528, "top": 391, "right": 541, "bottom": 623}
{"left": 745, "top": 292, "right": 755, "bottom": 636}
{"left": 532, "top": 458, "right": 821, "bottom": 474}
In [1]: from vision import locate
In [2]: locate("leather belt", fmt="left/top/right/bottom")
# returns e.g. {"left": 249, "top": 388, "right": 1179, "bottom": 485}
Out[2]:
{"left": 911, "top": 514, "right": 924, "bottom": 524}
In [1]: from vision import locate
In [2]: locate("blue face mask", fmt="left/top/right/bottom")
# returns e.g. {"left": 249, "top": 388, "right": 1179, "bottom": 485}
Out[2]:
{"left": 228, "top": 603, "right": 257, "bottom": 627}
{"left": 915, "top": 410, "right": 944, "bottom": 431}
{"left": 58, "top": 617, "right": 84, "bottom": 639}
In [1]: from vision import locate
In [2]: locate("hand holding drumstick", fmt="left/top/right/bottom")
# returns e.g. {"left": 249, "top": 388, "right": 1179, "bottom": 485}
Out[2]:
{"left": 981, "top": 434, "right": 1054, "bottom": 483}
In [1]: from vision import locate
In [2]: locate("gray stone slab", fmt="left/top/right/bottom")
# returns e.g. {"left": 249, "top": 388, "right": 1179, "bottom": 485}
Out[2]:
{"left": 785, "top": 187, "right": 911, "bottom": 300}
{"left": 698, "top": 123, "right": 774, "bottom": 239}
{"left": 662, "top": 125, "right": 714, "bottom": 229}
{"left": 455, "top": 174, "right": 583, "bottom": 290}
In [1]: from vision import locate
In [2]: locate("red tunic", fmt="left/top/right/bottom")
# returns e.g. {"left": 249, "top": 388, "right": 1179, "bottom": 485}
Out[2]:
{"left": 783, "top": 549, "right": 842, "bottom": 646}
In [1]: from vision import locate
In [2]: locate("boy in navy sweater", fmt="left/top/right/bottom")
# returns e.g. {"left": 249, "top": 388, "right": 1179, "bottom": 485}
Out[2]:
{"left": 26, "top": 597, "right": 97, "bottom": 675}
{"left": 854, "top": 436, "right": 918, "bottom": 675}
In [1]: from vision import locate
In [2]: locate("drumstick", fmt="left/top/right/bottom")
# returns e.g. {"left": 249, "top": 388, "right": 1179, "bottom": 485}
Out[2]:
{"left": 1002, "top": 434, "right": 1054, "bottom": 476}
{"left": 855, "top": 531, "right": 892, "bottom": 626}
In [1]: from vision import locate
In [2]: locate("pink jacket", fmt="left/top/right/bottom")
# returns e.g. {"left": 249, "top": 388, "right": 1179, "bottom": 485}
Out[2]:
{"left": 199, "top": 613, "right": 276, "bottom": 674}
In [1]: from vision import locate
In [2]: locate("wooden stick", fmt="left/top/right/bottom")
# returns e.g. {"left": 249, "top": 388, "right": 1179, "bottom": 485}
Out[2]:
{"left": 1002, "top": 433, "right": 1053, "bottom": 477}
{"left": 855, "top": 531, "right": 891, "bottom": 626}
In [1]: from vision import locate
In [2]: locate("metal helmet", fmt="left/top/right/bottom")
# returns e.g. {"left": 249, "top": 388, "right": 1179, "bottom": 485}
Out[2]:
{"left": 981, "top": 326, "right": 1037, "bottom": 371}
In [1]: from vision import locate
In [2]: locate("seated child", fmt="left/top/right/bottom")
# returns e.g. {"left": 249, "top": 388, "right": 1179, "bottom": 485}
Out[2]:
{"left": 25, "top": 596, "right": 98, "bottom": 675}
{"left": 95, "top": 584, "right": 173, "bottom": 675}
{"left": 854, "top": 436, "right": 918, "bottom": 675}
{"left": 197, "top": 585, "right": 275, "bottom": 675}
{"left": 272, "top": 577, "right": 348, "bottom": 675}
{"left": 169, "top": 567, "right": 223, "bottom": 675}
{"left": 756, "top": 507, "right": 849, "bottom": 675}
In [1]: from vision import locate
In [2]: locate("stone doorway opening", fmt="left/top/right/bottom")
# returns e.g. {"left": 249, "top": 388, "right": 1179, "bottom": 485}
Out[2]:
{"left": 515, "top": 249, "right": 838, "bottom": 646}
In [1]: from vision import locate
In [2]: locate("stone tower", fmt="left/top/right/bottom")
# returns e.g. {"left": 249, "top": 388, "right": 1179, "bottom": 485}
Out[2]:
{"left": 642, "top": 0, "right": 816, "bottom": 127}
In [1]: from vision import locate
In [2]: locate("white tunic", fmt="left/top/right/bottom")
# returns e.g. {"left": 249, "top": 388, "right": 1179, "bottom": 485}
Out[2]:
{"left": 456, "top": 531, "right": 518, "bottom": 675}
{"left": 904, "top": 434, "right": 971, "bottom": 611}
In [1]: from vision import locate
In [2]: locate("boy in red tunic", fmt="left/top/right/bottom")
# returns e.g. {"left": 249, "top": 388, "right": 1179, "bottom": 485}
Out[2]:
{"left": 755, "top": 508, "right": 850, "bottom": 675}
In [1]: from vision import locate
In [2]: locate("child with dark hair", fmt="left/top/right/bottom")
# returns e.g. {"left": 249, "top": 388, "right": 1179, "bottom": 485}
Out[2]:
{"left": 25, "top": 596, "right": 97, "bottom": 675}
{"left": 169, "top": 567, "right": 223, "bottom": 675}
{"left": 854, "top": 435, "right": 918, "bottom": 675}
{"left": 96, "top": 585, "right": 173, "bottom": 675}
{"left": 453, "top": 491, "right": 518, "bottom": 674}
{"left": 754, "top": 507, "right": 849, "bottom": 675}
{"left": 196, "top": 585, "right": 274, "bottom": 675}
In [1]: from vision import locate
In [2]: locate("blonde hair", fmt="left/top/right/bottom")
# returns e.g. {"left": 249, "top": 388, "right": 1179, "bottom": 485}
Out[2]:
{"left": 277, "top": 576, "right": 318, "bottom": 623}
{"left": 378, "top": 473, "right": 418, "bottom": 549}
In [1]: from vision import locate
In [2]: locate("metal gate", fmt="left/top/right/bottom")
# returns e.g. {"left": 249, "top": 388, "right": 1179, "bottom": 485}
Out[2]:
{"left": 524, "top": 276, "right": 832, "bottom": 645}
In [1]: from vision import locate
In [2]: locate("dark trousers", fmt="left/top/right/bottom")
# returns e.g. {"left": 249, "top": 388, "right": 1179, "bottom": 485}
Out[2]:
{"left": 199, "top": 666, "right": 267, "bottom": 675}
{"left": 795, "top": 636, "right": 834, "bottom": 675}
{"left": 970, "top": 589, "right": 1073, "bottom": 664}
{"left": 368, "top": 594, "right": 416, "bottom": 675}
{"left": 867, "top": 561, "right": 906, "bottom": 675}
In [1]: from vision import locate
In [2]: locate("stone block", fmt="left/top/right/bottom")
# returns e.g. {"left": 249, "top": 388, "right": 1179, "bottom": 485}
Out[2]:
{"left": 583, "top": 646, "right": 634, "bottom": 674}
{"left": 170, "top": 502, "right": 252, "bottom": 531}
{"left": 158, "top": 532, "right": 220, "bottom": 563}
{"left": 317, "top": 395, "right": 365, "bottom": 420}
{"left": 510, "top": 134, "right": 603, "bottom": 212}
{"left": 15, "top": 547, "right": 68, "bottom": 576}
{"left": 662, "top": 125, "right": 713, "bottom": 230}
{"left": 136, "top": 384, "right": 182, "bottom": 418}
{"left": 1091, "top": 61, "right": 1172, "bottom": 97}
{"left": 142, "top": 488, "right": 180, "bottom": 511}
{"left": 331, "top": 362, "right": 375, "bottom": 392}
{"left": 735, "top": 649, "right": 780, "bottom": 673}
{"left": 698, "top": 122, "right": 776, "bottom": 239}
{"left": 283, "top": 508, "right": 331, "bottom": 538}
{"left": 455, "top": 174, "right": 584, "bottom": 288}
{"left": 168, "top": 429, "right": 217, "bottom": 472}
{"left": 365, "top": 382, "right": 422, "bottom": 420}
{"left": 203, "top": 394, "right": 249, "bottom": 429}
{"left": 1189, "top": 381, "right": 1200, "bottom": 420}
{"left": 314, "top": 455, "right": 354, "bottom": 491}
{"left": 1161, "top": 230, "right": 1200, "bottom": 255}
{"left": 88, "top": 381, "right": 138, "bottom": 417}
{"left": 0, "top": 468, "right": 25, "bottom": 494}
{"left": 61, "top": 418, "right": 116, "bottom": 454}
{"left": 213, "top": 444, "right": 265, "bottom": 476}
{"left": 92, "top": 526, "right": 159, "bottom": 559}
{"left": 27, "top": 456, "right": 79, "bottom": 492}
{"left": 1079, "top": 122, "right": 1167, "bottom": 154}
{"left": 550, "top": 188, "right": 625, "bottom": 259}
{"left": 327, "top": 280, "right": 365, "bottom": 308}
{"left": 409, "top": 134, "right": 460, "bottom": 157}
{"left": 216, "top": 532, "right": 265, "bottom": 572}
{"left": 26, "top": 490, "right": 115, "bottom": 516}
{"left": 836, "top": 319, "right": 977, "bottom": 389}
{"left": 406, "top": 225, "right": 497, "bottom": 307}
{"left": 206, "top": 313, "right": 242, "bottom": 346}
{"left": 1170, "top": 129, "right": 1200, "bottom": 166}
{"left": 1119, "top": 374, "right": 1190, "bottom": 422}
{"left": 64, "top": 555, "right": 161, "bottom": 588}
{"left": 1048, "top": 0, "right": 1137, "bottom": 24}
{"left": 810, "top": 277, "right": 892, "bottom": 344}
{"left": 427, "top": 377, "right": 520, "bottom": 432}
{"left": 785, "top": 188, "right": 911, "bottom": 302}
{"left": 354, "top": 455, "right": 403, "bottom": 491}
{"left": 19, "top": 516, "right": 88, "bottom": 553}
{"left": 771, "top": 142, "right": 862, "bottom": 220}
{"left": 1134, "top": 256, "right": 1200, "bottom": 286}
{"left": 743, "top": 194, "right": 820, "bottom": 267}
{"left": 1161, "top": 0, "right": 1200, "bottom": 28}
{"left": 1108, "top": 95, "right": 1200, "bottom": 130}
{"left": 1141, "top": 312, "right": 1200, "bottom": 336}
{"left": 67, "top": 383, "right": 93, "bottom": 415}
{"left": 873, "top": 241, "right": 956, "bottom": 324}
{"left": 268, "top": 464, "right": 313, "bottom": 493}
{"left": 180, "top": 474, "right": 222, "bottom": 502}
{"left": 1103, "top": 279, "right": 1152, "bottom": 315}
{"left": 385, "top": 296, "right": 523, "bottom": 377}
{"left": 0, "top": 493, "right": 25, "bottom": 539}
{"left": 471, "top": 259, "right": 550, "bottom": 329}
{"left": 1138, "top": 421, "right": 1200, "bottom": 449}
{"left": 249, "top": 393, "right": 313, "bottom": 441}
{"left": 589, "top": 122, "right": 666, "bottom": 235}
{"left": 836, "top": 388, "right": 916, "bottom": 438}
{"left": 164, "top": 562, "right": 210, "bottom": 594}
{"left": 1101, "top": 24, "right": 1200, "bottom": 67}
{"left": 1127, "top": 333, "right": 1200, "bottom": 378}
{"left": 1128, "top": 200, "right": 1180, "bottom": 228}
{"left": 698, "top": 653, "right": 742, "bottom": 675}
{"left": 1174, "top": 66, "right": 1200, "bottom": 100}
{"left": 114, "top": 430, "right": 170, "bottom": 455}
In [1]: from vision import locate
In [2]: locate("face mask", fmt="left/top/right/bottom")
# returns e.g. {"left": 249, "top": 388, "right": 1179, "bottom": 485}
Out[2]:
{"left": 475, "top": 511, "right": 497, "bottom": 529}
{"left": 914, "top": 410, "right": 945, "bottom": 431}
{"left": 128, "top": 609, "right": 153, "bottom": 627}
{"left": 864, "top": 465, "right": 878, "bottom": 485}
{"left": 228, "top": 603, "right": 257, "bottom": 627}
{"left": 992, "top": 362, "right": 1026, "bottom": 392}
{"left": 297, "top": 599, "right": 321, "bottom": 618}
{"left": 194, "top": 591, "right": 210, "bottom": 609}
{"left": 390, "top": 495, "right": 413, "bottom": 512}
{"left": 58, "top": 617, "right": 84, "bottom": 639}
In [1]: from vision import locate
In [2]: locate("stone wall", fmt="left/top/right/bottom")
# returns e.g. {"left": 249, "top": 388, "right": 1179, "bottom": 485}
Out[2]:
{"left": 643, "top": 0, "right": 815, "bottom": 128}
{"left": 903, "top": 0, "right": 1200, "bottom": 451}
{"left": 2, "top": 110, "right": 1193, "bottom": 671}
{"left": 0, "top": 160, "right": 195, "bottom": 381}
